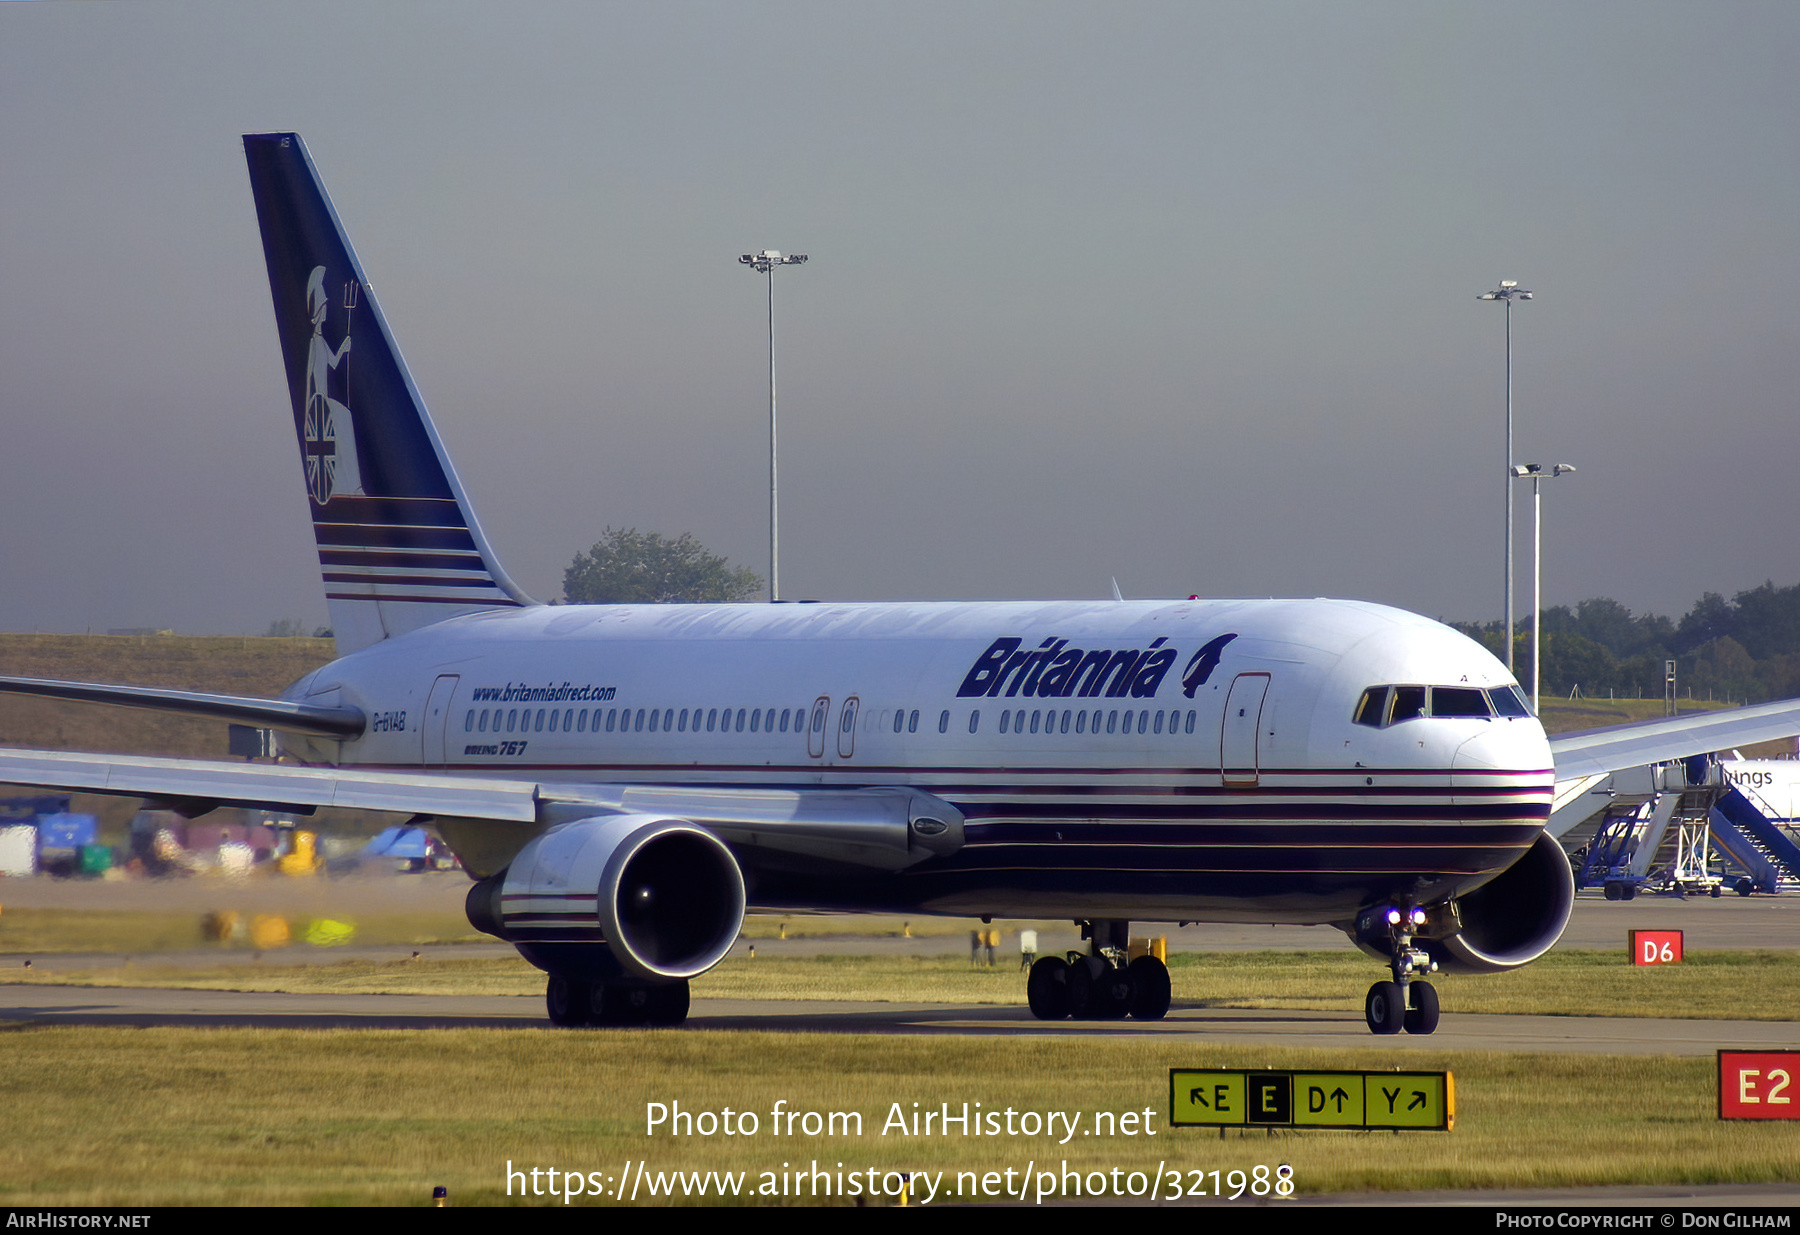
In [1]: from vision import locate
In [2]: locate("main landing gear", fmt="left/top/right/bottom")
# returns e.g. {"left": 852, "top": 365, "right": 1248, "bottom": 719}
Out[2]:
{"left": 1026, "top": 920, "right": 1171, "bottom": 1021}
{"left": 546, "top": 975, "right": 690, "bottom": 1028}
{"left": 1359, "top": 904, "right": 1440, "bottom": 1035}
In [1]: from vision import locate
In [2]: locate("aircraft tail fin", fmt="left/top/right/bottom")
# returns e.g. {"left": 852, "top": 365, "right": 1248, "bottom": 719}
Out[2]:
{"left": 243, "top": 133, "right": 533, "bottom": 654}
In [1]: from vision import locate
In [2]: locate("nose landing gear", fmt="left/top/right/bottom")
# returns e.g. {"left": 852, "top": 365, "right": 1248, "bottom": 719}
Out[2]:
{"left": 1358, "top": 904, "right": 1440, "bottom": 1035}
{"left": 1025, "top": 920, "right": 1171, "bottom": 1021}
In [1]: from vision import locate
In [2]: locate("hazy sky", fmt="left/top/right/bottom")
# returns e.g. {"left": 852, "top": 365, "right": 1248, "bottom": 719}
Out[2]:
{"left": 3, "top": 2, "right": 1797, "bottom": 637}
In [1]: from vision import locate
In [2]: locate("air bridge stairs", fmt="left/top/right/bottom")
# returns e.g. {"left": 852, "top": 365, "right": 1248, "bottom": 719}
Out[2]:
{"left": 1574, "top": 784, "right": 1720, "bottom": 899}
{"left": 1710, "top": 786, "right": 1800, "bottom": 895}
{"left": 1559, "top": 758, "right": 1800, "bottom": 898}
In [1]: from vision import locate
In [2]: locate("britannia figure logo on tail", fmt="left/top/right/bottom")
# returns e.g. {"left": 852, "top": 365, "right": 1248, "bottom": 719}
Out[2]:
{"left": 302, "top": 265, "right": 364, "bottom": 504}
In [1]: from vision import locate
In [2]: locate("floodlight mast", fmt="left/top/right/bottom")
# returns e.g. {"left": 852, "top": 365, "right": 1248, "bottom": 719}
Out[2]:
{"left": 1510, "top": 461, "right": 1576, "bottom": 713}
{"left": 739, "top": 250, "right": 808, "bottom": 602}
{"left": 1479, "top": 280, "right": 1533, "bottom": 673}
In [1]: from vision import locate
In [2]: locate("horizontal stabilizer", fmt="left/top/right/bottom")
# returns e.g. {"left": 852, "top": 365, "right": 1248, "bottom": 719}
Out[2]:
{"left": 0, "top": 675, "right": 365, "bottom": 738}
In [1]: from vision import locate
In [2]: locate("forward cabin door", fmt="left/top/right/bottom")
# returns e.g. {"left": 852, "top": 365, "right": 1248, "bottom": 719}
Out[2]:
{"left": 421, "top": 674, "right": 460, "bottom": 767}
{"left": 1220, "top": 672, "right": 1270, "bottom": 787}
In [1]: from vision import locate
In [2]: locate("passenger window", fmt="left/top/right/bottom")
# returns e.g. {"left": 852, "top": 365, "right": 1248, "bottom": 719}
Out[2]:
{"left": 939, "top": 709, "right": 950, "bottom": 734}
{"left": 1075, "top": 710, "right": 1086, "bottom": 734}
{"left": 909, "top": 709, "right": 919, "bottom": 733}
{"left": 1185, "top": 709, "right": 1196, "bottom": 734}
{"left": 1000, "top": 710, "right": 1010, "bottom": 734}
{"left": 893, "top": 710, "right": 903, "bottom": 734}
{"left": 1030, "top": 710, "right": 1041, "bottom": 734}
{"left": 968, "top": 710, "right": 980, "bottom": 734}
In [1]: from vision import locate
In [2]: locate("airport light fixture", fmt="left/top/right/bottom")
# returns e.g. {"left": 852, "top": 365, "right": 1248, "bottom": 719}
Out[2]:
{"left": 739, "top": 249, "right": 808, "bottom": 602}
{"left": 1479, "top": 279, "right": 1533, "bottom": 672}
{"left": 1510, "top": 462, "right": 1575, "bottom": 714}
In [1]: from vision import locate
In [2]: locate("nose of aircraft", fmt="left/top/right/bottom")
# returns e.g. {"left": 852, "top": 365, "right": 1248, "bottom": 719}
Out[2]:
{"left": 1453, "top": 722, "right": 1555, "bottom": 811}
{"left": 1454, "top": 721, "right": 1552, "bottom": 773}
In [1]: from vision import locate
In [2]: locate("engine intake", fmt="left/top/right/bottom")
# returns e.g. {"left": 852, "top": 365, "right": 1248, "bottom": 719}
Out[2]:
{"left": 482, "top": 814, "right": 746, "bottom": 982}
{"left": 1425, "top": 831, "right": 1575, "bottom": 973}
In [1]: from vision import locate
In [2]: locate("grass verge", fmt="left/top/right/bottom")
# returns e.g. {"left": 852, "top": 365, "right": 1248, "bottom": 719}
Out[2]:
{"left": 0, "top": 1026, "right": 1792, "bottom": 1205}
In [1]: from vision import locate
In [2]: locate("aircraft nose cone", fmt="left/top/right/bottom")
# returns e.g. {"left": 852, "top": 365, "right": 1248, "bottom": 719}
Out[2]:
{"left": 1453, "top": 725, "right": 1554, "bottom": 812}
{"left": 1454, "top": 728, "right": 1516, "bottom": 772}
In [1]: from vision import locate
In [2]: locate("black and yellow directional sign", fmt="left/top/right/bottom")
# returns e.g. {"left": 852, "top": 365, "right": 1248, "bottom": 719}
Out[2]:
{"left": 1170, "top": 1069, "right": 1454, "bottom": 1131}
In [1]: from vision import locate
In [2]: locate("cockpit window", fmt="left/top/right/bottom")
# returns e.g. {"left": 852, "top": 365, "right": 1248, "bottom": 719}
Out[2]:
{"left": 1488, "top": 685, "right": 1532, "bottom": 717}
{"left": 1389, "top": 686, "right": 1427, "bottom": 724}
{"left": 1353, "top": 686, "right": 1390, "bottom": 727}
{"left": 1430, "top": 687, "right": 1491, "bottom": 718}
{"left": 1355, "top": 682, "right": 1529, "bottom": 727}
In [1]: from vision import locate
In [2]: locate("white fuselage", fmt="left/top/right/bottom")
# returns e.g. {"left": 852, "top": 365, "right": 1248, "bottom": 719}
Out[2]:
{"left": 286, "top": 597, "right": 1555, "bottom": 924}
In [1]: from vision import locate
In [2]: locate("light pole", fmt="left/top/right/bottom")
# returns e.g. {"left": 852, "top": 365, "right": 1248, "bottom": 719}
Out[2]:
{"left": 1510, "top": 462, "right": 1575, "bottom": 713}
{"left": 739, "top": 249, "right": 807, "bottom": 602}
{"left": 1479, "top": 279, "right": 1532, "bottom": 671}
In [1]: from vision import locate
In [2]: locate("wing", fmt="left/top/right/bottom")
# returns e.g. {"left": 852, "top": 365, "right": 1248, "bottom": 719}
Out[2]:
{"left": 0, "top": 745, "right": 534, "bottom": 820}
{"left": 1549, "top": 697, "right": 1800, "bottom": 783}
{"left": 0, "top": 746, "right": 962, "bottom": 876}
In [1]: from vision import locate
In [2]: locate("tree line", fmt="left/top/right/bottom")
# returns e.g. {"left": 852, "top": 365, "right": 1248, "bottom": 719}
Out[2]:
{"left": 1450, "top": 581, "right": 1800, "bottom": 704}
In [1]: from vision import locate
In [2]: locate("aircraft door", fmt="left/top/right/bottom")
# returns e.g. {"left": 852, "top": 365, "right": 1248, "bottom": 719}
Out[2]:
{"left": 808, "top": 696, "right": 830, "bottom": 759}
{"left": 421, "top": 674, "right": 460, "bottom": 766}
{"left": 1220, "top": 672, "right": 1270, "bottom": 787}
{"left": 837, "top": 696, "right": 860, "bottom": 759}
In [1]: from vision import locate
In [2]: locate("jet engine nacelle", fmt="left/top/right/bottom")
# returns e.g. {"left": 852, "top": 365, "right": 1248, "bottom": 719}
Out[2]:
{"left": 1354, "top": 831, "right": 1575, "bottom": 974}
{"left": 468, "top": 814, "right": 746, "bottom": 984}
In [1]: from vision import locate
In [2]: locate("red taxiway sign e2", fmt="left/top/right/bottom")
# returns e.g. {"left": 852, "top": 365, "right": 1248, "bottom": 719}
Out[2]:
{"left": 1718, "top": 1050, "right": 1798, "bottom": 1119}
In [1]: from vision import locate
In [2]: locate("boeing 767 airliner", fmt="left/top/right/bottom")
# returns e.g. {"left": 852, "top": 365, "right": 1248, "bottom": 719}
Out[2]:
{"left": 4, "top": 134, "right": 1798, "bottom": 1033}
